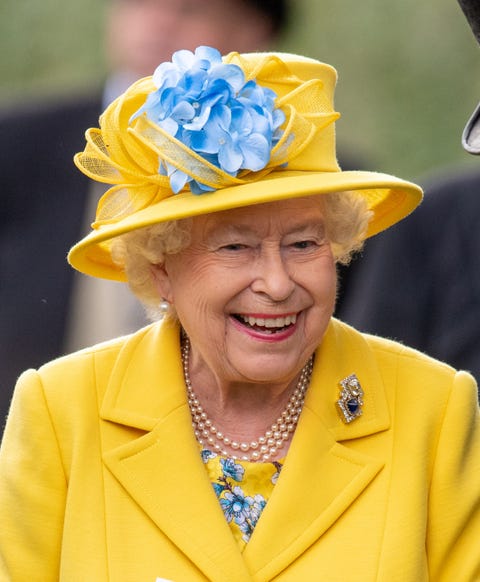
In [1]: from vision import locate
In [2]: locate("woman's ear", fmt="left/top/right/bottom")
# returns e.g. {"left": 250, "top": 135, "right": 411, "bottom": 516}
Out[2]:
{"left": 150, "top": 263, "right": 174, "bottom": 304}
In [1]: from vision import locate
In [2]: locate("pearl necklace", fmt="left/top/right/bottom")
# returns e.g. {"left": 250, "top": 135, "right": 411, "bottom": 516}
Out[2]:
{"left": 181, "top": 337, "right": 313, "bottom": 462}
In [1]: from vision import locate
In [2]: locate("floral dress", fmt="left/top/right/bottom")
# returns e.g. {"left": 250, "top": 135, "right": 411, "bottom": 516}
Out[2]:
{"left": 200, "top": 449, "right": 283, "bottom": 549}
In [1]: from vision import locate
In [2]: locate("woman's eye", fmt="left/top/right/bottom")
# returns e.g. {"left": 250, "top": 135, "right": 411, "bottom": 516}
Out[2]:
{"left": 219, "top": 243, "right": 248, "bottom": 251}
{"left": 291, "top": 240, "right": 317, "bottom": 249}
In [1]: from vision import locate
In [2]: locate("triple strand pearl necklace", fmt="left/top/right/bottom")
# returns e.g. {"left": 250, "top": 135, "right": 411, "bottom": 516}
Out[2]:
{"left": 182, "top": 337, "right": 314, "bottom": 462}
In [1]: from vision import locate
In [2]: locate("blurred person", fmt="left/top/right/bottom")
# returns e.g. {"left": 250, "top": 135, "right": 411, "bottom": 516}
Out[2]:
{"left": 336, "top": 0, "right": 480, "bottom": 385}
{"left": 0, "top": 46, "right": 478, "bottom": 580}
{"left": 0, "top": 0, "right": 290, "bottom": 429}
{"left": 103, "top": 0, "right": 290, "bottom": 94}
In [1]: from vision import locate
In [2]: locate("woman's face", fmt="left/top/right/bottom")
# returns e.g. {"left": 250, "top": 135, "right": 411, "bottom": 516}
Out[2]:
{"left": 153, "top": 197, "right": 337, "bottom": 387}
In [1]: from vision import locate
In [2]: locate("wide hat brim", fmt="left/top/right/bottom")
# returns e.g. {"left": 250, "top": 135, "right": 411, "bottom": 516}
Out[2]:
{"left": 68, "top": 167, "right": 422, "bottom": 281}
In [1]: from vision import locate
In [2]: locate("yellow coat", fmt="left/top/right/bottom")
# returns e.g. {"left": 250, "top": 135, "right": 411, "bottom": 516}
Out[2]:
{"left": 1, "top": 319, "right": 479, "bottom": 581}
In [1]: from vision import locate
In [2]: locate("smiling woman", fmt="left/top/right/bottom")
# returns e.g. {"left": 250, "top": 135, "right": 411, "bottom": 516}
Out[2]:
{"left": 0, "top": 46, "right": 479, "bottom": 581}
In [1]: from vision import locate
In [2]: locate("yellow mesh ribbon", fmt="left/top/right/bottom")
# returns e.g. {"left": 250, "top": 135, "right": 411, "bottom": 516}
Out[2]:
{"left": 74, "top": 55, "right": 340, "bottom": 228}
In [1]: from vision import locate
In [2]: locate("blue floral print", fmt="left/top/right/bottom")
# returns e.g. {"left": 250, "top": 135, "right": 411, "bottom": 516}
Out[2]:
{"left": 271, "top": 461, "right": 282, "bottom": 485}
{"left": 220, "top": 486, "right": 252, "bottom": 523}
{"left": 249, "top": 494, "right": 267, "bottom": 524}
{"left": 201, "top": 449, "right": 217, "bottom": 463}
{"left": 201, "top": 448, "right": 283, "bottom": 544}
{"left": 220, "top": 457, "right": 245, "bottom": 481}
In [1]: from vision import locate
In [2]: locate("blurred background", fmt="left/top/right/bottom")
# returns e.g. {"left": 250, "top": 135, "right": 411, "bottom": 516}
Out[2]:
{"left": 1, "top": 0, "right": 479, "bottom": 180}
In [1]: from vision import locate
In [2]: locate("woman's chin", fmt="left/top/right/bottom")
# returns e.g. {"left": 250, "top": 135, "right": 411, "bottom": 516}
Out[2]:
{"left": 225, "top": 349, "right": 307, "bottom": 386}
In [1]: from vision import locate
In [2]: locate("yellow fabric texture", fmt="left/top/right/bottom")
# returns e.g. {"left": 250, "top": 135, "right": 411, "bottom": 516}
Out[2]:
{"left": 1, "top": 318, "right": 479, "bottom": 581}
{"left": 67, "top": 51, "right": 423, "bottom": 281}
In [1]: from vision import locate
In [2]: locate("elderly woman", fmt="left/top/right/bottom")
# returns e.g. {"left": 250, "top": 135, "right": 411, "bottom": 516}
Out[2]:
{"left": 0, "top": 47, "right": 479, "bottom": 581}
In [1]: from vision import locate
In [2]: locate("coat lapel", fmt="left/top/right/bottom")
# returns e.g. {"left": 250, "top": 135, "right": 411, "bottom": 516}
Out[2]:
{"left": 101, "top": 321, "right": 251, "bottom": 582}
{"left": 100, "top": 319, "right": 391, "bottom": 581}
{"left": 243, "top": 319, "right": 390, "bottom": 579}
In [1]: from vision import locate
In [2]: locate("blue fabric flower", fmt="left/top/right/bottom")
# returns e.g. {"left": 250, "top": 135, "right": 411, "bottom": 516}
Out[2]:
{"left": 236, "top": 493, "right": 266, "bottom": 542}
{"left": 212, "top": 482, "right": 227, "bottom": 497}
{"left": 131, "top": 46, "right": 285, "bottom": 194}
{"left": 220, "top": 457, "right": 245, "bottom": 482}
{"left": 238, "top": 518, "right": 254, "bottom": 543}
{"left": 271, "top": 461, "right": 283, "bottom": 485}
{"left": 220, "top": 486, "right": 253, "bottom": 524}
{"left": 249, "top": 494, "right": 267, "bottom": 525}
{"left": 201, "top": 449, "right": 217, "bottom": 463}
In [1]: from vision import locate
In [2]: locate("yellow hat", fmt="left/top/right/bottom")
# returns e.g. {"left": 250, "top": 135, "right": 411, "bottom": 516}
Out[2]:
{"left": 68, "top": 48, "right": 422, "bottom": 281}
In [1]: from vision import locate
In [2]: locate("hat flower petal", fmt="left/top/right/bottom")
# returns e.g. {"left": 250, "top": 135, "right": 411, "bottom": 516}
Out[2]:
{"left": 130, "top": 45, "right": 286, "bottom": 194}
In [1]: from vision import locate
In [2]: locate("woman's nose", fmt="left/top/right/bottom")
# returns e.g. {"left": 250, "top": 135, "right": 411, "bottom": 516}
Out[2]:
{"left": 250, "top": 247, "right": 295, "bottom": 301}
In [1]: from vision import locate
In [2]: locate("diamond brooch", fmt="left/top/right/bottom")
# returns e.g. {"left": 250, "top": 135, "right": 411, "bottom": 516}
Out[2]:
{"left": 337, "top": 374, "right": 364, "bottom": 423}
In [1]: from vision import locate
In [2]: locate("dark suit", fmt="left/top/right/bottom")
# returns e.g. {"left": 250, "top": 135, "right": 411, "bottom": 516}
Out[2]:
{"left": 336, "top": 167, "right": 480, "bottom": 385}
{"left": 0, "top": 93, "right": 102, "bottom": 426}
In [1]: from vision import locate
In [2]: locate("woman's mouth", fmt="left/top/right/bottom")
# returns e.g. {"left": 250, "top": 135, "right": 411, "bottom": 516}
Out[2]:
{"left": 233, "top": 313, "right": 297, "bottom": 334}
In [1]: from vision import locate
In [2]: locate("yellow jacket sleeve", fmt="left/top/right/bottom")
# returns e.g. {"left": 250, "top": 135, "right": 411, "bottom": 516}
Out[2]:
{"left": 427, "top": 371, "right": 480, "bottom": 581}
{"left": 0, "top": 370, "right": 66, "bottom": 580}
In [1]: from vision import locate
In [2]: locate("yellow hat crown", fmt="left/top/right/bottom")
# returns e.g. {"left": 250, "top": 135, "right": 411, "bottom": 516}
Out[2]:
{"left": 75, "top": 47, "right": 340, "bottom": 228}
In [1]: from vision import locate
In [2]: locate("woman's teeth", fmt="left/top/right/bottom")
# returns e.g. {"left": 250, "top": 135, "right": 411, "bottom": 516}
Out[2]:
{"left": 239, "top": 314, "right": 297, "bottom": 330}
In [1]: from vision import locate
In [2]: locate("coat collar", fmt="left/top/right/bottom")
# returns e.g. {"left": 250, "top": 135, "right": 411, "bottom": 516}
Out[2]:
{"left": 100, "top": 319, "right": 185, "bottom": 431}
{"left": 243, "top": 318, "right": 389, "bottom": 578}
{"left": 101, "top": 320, "right": 252, "bottom": 581}
{"left": 100, "top": 318, "right": 390, "bottom": 581}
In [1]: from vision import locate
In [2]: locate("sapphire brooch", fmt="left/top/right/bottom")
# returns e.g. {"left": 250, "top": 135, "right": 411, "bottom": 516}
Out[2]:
{"left": 337, "top": 374, "right": 364, "bottom": 423}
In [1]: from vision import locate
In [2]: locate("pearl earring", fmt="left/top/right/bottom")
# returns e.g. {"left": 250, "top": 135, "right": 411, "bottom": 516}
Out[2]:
{"left": 159, "top": 299, "right": 170, "bottom": 317}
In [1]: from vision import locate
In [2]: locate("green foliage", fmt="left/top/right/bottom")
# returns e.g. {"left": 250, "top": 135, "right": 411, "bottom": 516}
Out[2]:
{"left": 281, "top": 0, "right": 480, "bottom": 177}
{"left": 0, "top": 0, "right": 105, "bottom": 99}
{"left": 1, "top": 0, "right": 479, "bottom": 178}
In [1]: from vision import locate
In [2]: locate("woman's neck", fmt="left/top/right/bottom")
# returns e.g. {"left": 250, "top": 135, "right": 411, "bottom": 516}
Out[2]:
{"left": 182, "top": 338, "right": 313, "bottom": 462}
